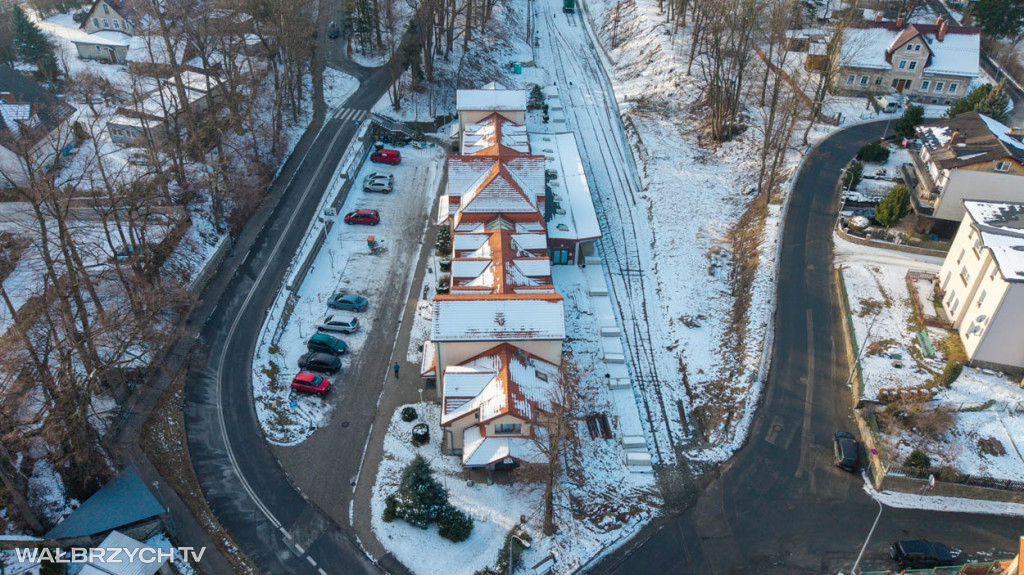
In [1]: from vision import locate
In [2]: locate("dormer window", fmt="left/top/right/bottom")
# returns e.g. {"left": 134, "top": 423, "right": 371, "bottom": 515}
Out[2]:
{"left": 996, "top": 161, "right": 1011, "bottom": 172}
{"left": 102, "top": 4, "right": 109, "bottom": 13}
{"left": 494, "top": 423, "right": 522, "bottom": 435}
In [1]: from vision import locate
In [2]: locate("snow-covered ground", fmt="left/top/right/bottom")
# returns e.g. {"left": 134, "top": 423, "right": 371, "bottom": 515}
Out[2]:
{"left": 865, "top": 480, "right": 1024, "bottom": 517}
{"left": 252, "top": 143, "right": 445, "bottom": 445}
{"left": 836, "top": 236, "right": 1024, "bottom": 482}
{"left": 370, "top": 402, "right": 657, "bottom": 575}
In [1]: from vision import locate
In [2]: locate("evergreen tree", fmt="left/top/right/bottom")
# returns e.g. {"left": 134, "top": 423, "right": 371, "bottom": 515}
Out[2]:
{"left": 843, "top": 161, "right": 863, "bottom": 190}
{"left": 390, "top": 455, "right": 448, "bottom": 529}
{"left": 893, "top": 105, "right": 925, "bottom": 140}
{"left": 945, "top": 83, "right": 1009, "bottom": 121}
{"left": 528, "top": 84, "right": 544, "bottom": 110}
{"left": 875, "top": 184, "right": 910, "bottom": 227}
{"left": 12, "top": 6, "right": 57, "bottom": 82}
{"left": 972, "top": 0, "right": 1024, "bottom": 41}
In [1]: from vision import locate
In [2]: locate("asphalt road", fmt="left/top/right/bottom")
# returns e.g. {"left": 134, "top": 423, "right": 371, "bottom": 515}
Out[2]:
{"left": 183, "top": 60, "right": 394, "bottom": 575}
{"left": 591, "top": 121, "right": 1023, "bottom": 574}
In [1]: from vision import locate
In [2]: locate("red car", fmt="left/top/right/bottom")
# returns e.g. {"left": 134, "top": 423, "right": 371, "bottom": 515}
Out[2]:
{"left": 370, "top": 149, "right": 401, "bottom": 164}
{"left": 290, "top": 372, "right": 331, "bottom": 395}
{"left": 345, "top": 209, "right": 379, "bottom": 225}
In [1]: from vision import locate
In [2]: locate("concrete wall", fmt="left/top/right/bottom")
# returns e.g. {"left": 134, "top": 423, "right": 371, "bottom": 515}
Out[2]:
{"left": 934, "top": 169, "right": 1024, "bottom": 222}
{"left": 972, "top": 282, "right": 1024, "bottom": 369}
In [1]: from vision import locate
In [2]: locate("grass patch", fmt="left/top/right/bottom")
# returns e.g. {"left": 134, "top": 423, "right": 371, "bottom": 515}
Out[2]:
{"left": 867, "top": 338, "right": 896, "bottom": 356}
{"left": 857, "top": 297, "right": 884, "bottom": 318}
{"left": 139, "top": 371, "right": 259, "bottom": 575}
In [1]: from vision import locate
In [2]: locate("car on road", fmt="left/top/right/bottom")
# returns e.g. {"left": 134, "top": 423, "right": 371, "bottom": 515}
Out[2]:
{"left": 316, "top": 312, "right": 359, "bottom": 334}
{"left": 832, "top": 431, "right": 859, "bottom": 471}
{"left": 328, "top": 21, "right": 339, "bottom": 39}
{"left": 889, "top": 540, "right": 956, "bottom": 569}
{"left": 345, "top": 209, "right": 379, "bottom": 225}
{"left": 363, "top": 179, "right": 393, "bottom": 193}
{"left": 297, "top": 351, "right": 342, "bottom": 374}
{"left": 306, "top": 333, "right": 347, "bottom": 355}
{"left": 327, "top": 292, "right": 368, "bottom": 312}
{"left": 291, "top": 371, "right": 331, "bottom": 395}
{"left": 370, "top": 149, "right": 401, "bottom": 164}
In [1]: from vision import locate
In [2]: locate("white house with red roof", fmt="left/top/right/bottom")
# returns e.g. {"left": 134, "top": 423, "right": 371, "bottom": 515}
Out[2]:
{"left": 456, "top": 82, "right": 527, "bottom": 134}
{"left": 840, "top": 16, "right": 979, "bottom": 103}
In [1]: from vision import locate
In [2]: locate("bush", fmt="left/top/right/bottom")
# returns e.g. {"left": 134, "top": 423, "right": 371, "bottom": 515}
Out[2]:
{"left": 875, "top": 185, "right": 910, "bottom": 227}
{"left": 436, "top": 504, "right": 474, "bottom": 542}
{"left": 528, "top": 84, "right": 545, "bottom": 110}
{"left": 401, "top": 406, "right": 418, "bottom": 422}
{"left": 934, "top": 465, "right": 962, "bottom": 482}
{"left": 905, "top": 449, "right": 931, "bottom": 469}
{"left": 383, "top": 494, "right": 399, "bottom": 522}
{"left": 932, "top": 359, "right": 964, "bottom": 388}
{"left": 386, "top": 455, "right": 448, "bottom": 529}
{"left": 435, "top": 226, "right": 452, "bottom": 256}
{"left": 411, "top": 423, "right": 430, "bottom": 446}
{"left": 894, "top": 105, "right": 925, "bottom": 140}
{"left": 843, "top": 161, "right": 863, "bottom": 190}
{"left": 857, "top": 142, "right": 891, "bottom": 163}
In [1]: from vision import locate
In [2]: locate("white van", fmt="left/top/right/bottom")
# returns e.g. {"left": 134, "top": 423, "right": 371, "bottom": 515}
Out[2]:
{"left": 316, "top": 313, "right": 359, "bottom": 334}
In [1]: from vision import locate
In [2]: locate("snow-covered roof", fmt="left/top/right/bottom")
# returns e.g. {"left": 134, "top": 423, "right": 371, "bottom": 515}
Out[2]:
{"left": 45, "top": 467, "right": 163, "bottom": 539}
{"left": 432, "top": 297, "right": 565, "bottom": 341}
{"left": 842, "top": 22, "right": 979, "bottom": 78}
{"left": 530, "top": 133, "right": 603, "bottom": 241}
{"left": 462, "top": 425, "right": 545, "bottom": 467}
{"left": 456, "top": 87, "right": 527, "bottom": 112}
{"left": 127, "top": 35, "right": 186, "bottom": 65}
{"left": 964, "top": 201, "right": 1024, "bottom": 282}
{"left": 445, "top": 156, "right": 545, "bottom": 222}
{"left": 462, "top": 113, "right": 531, "bottom": 155}
{"left": 72, "top": 30, "right": 132, "bottom": 47}
{"left": 420, "top": 340, "right": 436, "bottom": 377}
{"left": 917, "top": 112, "right": 1024, "bottom": 168}
{"left": 79, "top": 531, "right": 166, "bottom": 575}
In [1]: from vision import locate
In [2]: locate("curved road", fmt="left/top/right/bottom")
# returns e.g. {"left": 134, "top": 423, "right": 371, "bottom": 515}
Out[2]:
{"left": 184, "top": 58, "right": 397, "bottom": 575}
{"left": 594, "top": 121, "right": 1023, "bottom": 573}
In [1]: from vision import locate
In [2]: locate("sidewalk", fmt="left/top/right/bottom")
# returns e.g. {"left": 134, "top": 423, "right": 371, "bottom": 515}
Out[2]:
{"left": 350, "top": 209, "right": 441, "bottom": 566}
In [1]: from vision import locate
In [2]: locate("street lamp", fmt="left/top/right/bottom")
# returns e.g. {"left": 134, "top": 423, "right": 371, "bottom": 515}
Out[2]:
{"left": 508, "top": 535, "right": 531, "bottom": 575}
{"left": 850, "top": 497, "right": 884, "bottom": 574}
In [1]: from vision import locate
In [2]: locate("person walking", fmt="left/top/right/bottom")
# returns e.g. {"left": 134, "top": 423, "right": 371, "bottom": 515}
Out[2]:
{"left": 393, "top": 362, "right": 400, "bottom": 378}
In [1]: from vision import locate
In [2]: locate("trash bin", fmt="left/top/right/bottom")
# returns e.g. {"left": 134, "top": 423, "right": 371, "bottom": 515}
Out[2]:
{"left": 513, "top": 62, "right": 522, "bottom": 74}
{"left": 367, "top": 235, "right": 375, "bottom": 249}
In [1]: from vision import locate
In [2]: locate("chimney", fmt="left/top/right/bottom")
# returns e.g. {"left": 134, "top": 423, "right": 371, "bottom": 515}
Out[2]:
{"left": 938, "top": 19, "right": 948, "bottom": 41}
{"left": 896, "top": 15, "right": 905, "bottom": 28}
{"left": 936, "top": 16, "right": 944, "bottom": 26}
{"left": 874, "top": 12, "right": 883, "bottom": 22}
{"left": 0, "top": 92, "right": 13, "bottom": 104}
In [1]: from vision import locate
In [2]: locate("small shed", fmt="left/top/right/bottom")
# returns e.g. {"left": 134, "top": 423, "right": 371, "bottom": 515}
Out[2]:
{"left": 45, "top": 467, "right": 165, "bottom": 543}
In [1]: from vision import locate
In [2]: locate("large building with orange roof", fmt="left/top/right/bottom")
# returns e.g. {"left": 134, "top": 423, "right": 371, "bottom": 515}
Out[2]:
{"left": 422, "top": 82, "right": 602, "bottom": 469}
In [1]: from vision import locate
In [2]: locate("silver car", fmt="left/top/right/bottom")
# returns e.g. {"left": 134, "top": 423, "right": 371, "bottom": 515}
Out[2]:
{"left": 363, "top": 179, "right": 393, "bottom": 193}
{"left": 316, "top": 313, "right": 359, "bottom": 334}
{"left": 363, "top": 172, "right": 394, "bottom": 184}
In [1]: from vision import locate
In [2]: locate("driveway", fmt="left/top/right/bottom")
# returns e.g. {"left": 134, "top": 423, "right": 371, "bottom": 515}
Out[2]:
{"left": 592, "top": 121, "right": 1024, "bottom": 574}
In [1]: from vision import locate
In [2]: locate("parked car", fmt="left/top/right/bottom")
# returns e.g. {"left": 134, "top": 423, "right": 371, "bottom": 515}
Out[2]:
{"left": 370, "top": 149, "right": 401, "bottom": 164}
{"left": 306, "top": 333, "right": 348, "bottom": 355}
{"left": 363, "top": 172, "right": 394, "bottom": 184}
{"left": 297, "top": 351, "right": 342, "bottom": 374}
{"left": 345, "top": 209, "right": 379, "bottom": 225}
{"left": 833, "top": 431, "right": 859, "bottom": 471}
{"left": 363, "top": 179, "right": 393, "bottom": 193}
{"left": 327, "top": 293, "right": 368, "bottom": 312}
{"left": 316, "top": 312, "right": 359, "bottom": 334}
{"left": 291, "top": 372, "right": 331, "bottom": 395}
{"left": 889, "top": 540, "right": 956, "bottom": 569}
{"left": 328, "top": 21, "right": 339, "bottom": 39}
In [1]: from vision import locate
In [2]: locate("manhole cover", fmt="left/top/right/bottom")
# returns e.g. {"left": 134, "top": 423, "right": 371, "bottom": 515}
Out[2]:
{"left": 341, "top": 421, "right": 350, "bottom": 428}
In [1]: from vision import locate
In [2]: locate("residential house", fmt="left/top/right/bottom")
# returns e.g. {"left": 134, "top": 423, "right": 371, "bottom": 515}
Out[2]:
{"left": 455, "top": 81, "right": 527, "bottom": 135}
{"left": 937, "top": 201, "right": 1024, "bottom": 371}
{"left": 80, "top": 530, "right": 174, "bottom": 575}
{"left": 0, "top": 66, "right": 75, "bottom": 187}
{"left": 72, "top": 0, "right": 135, "bottom": 63}
{"left": 840, "top": 16, "right": 979, "bottom": 102}
{"left": 45, "top": 467, "right": 166, "bottom": 542}
{"left": 903, "top": 111, "right": 1024, "bottom": 221}
{"left": 108, "top": 72, "right": 222, "bottom": 146}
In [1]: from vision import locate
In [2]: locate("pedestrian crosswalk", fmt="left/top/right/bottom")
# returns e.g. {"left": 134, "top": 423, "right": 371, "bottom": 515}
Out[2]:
{"left": 333, "top": 107, "right": 367, "bottom": 122}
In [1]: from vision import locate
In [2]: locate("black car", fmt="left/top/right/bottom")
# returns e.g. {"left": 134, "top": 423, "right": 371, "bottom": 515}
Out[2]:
{"left": 297, "top": 351, "right": 342, "bottom": 374}
{"left": 833, "top": 431, "right": 859, "bottom": 471}
{"left": 890, "top": 540, "right": 956, "bottom": 569}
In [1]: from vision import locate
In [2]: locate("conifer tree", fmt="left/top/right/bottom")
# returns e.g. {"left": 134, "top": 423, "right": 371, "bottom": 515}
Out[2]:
{"left": 12, "top": 6, "right": 57, "bottom": 82}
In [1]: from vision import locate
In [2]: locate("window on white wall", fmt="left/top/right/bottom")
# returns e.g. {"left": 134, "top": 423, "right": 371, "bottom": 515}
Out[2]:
{"left": 847, "top": 74, "right": 856, "bottom": 84}
{"left": 875, "top": 76, "right": 883, "bottom": 86}
{"left": 942, "top": 271, "right": 952, "bottom": 291}
{"left": 935, "top": 82, "right": 945, "bottom": 92}
{"left": 860, "top": 76, "right": 869, "bottom": 85}
{"left": 977, "top": 289, "right": 987, "bottom": 307}
{"left": 950, "top": 295, "right": 960, "bottom": 315}
{"left": 922, "top": 80, "right": 931, "bottom": 90}
{"left": 948, "top": 83, "right": 958, "bottom": 93}
{"left": 909, "top": 61, "right": 918, "bottom": 70}
{"left": 957, "top": 248, "right": 965, "bottom": 264}
{"left": 960, "top": 266, "right": 971, "bottom": 286}
{"left": 899, "top": 60, "right": 907, "bottom": 69}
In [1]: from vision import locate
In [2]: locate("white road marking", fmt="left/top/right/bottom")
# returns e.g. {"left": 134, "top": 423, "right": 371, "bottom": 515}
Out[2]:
{"left": 307, "top": 556, "right": 318, "bottom": 566}
{"left": 214, "top": 119, "right": 353, "bottom": 532}
{"left": 295, "top": 544, "right": 305, "bottom": 555}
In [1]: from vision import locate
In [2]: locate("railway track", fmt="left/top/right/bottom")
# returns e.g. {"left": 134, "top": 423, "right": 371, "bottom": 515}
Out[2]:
{"left": 537, "top": 2, "right": 683, "bottom": 465}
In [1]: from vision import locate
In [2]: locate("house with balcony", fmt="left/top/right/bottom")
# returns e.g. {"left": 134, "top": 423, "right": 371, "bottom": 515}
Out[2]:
{"left": 903, "top": 111, "right": 1024, "bottom": 222}
{"left": 937, "top": 200, "right": 1024, "bottom": 370}
{"left": 839, "top": 16, "right": 979, "bottom": 103}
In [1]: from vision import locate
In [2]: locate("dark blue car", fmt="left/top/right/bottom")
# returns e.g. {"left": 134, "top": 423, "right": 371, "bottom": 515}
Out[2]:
{"left": 327, "top": 293, "right": 368, "bottom": 312}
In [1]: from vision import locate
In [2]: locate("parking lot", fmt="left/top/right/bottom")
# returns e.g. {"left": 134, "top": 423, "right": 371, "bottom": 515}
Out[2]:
{"left": 251, "top": 142, "right": 445, "bottom": 445}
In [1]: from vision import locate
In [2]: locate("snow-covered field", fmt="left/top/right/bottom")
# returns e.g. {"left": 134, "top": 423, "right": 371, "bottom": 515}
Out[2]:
{"left": 370, "top": 401, "right": 657, "bottom": 575}
{"left": 252, "top": 144, "right": 445, "bottom": 445}
{"left": 836, "top": 236, "right": 1024, "bottom": 482}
